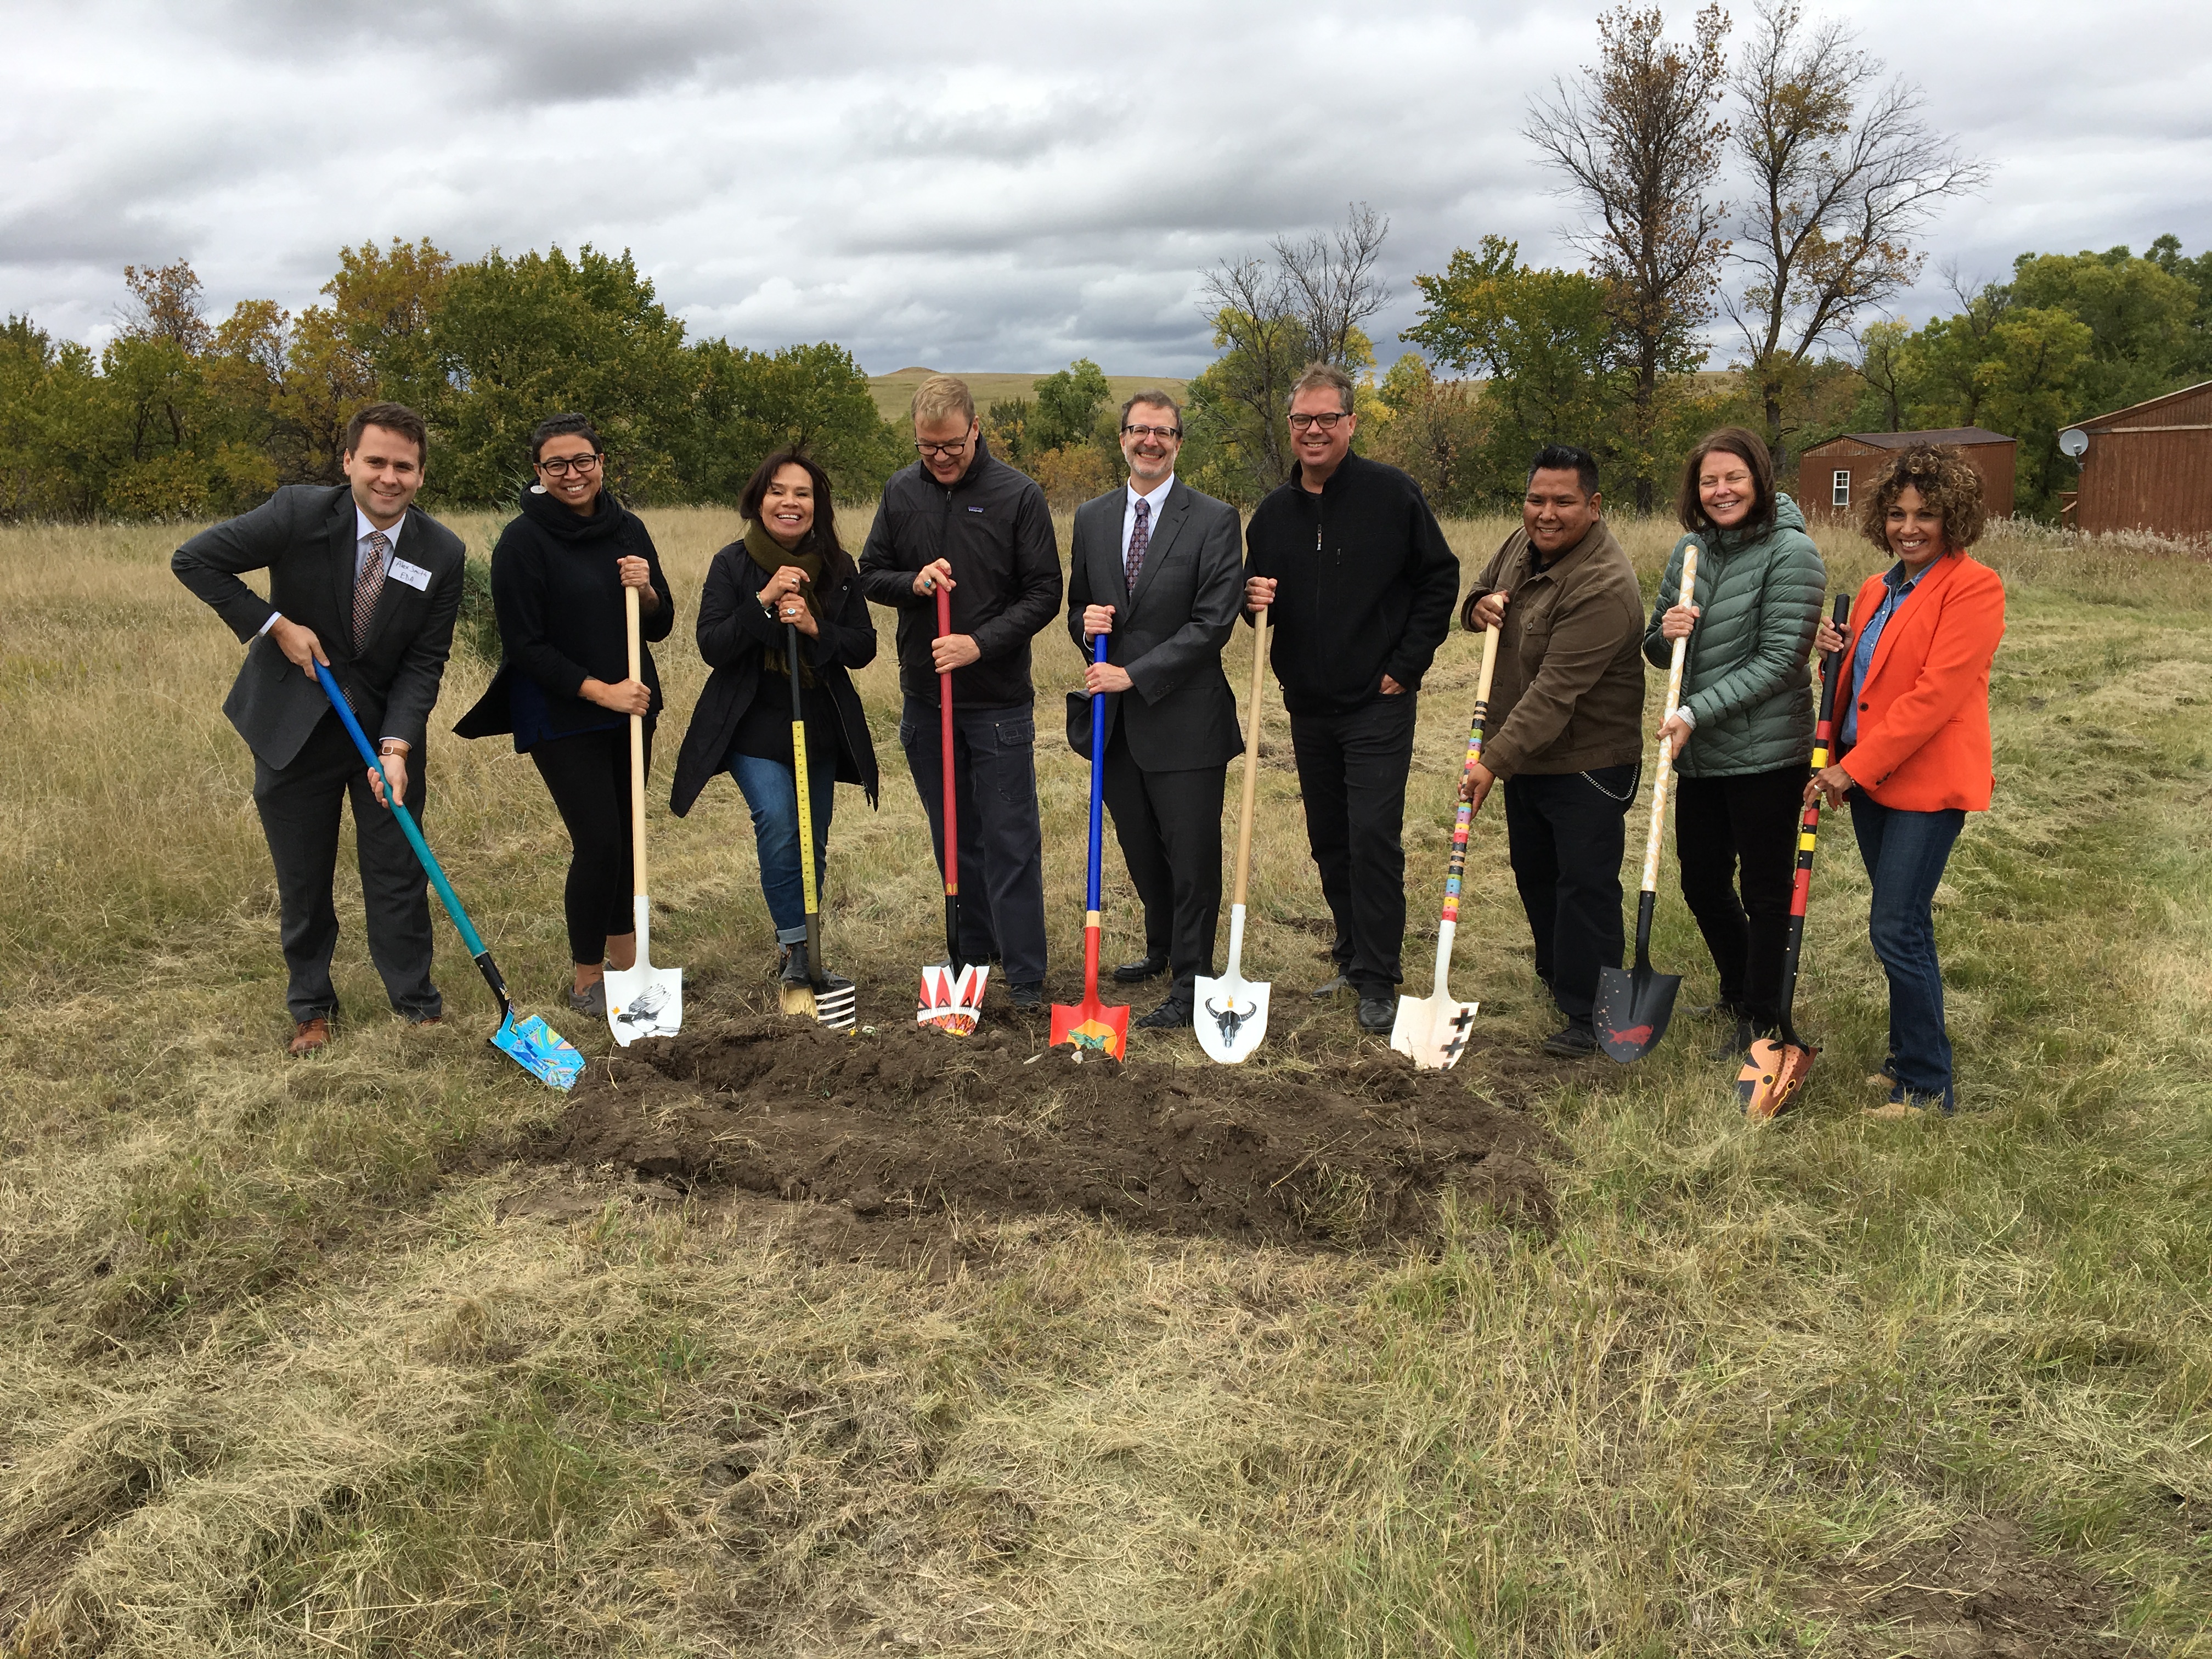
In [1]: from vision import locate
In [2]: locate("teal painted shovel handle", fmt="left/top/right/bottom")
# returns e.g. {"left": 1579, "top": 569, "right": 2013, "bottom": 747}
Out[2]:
{"left": 313, "top": 661, "right": 499, "bottom": 997}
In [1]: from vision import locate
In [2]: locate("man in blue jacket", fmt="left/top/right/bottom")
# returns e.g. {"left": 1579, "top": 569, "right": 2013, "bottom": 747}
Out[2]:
{"left": 1242, "top": 364, "right": 1462, "bottom": 1033}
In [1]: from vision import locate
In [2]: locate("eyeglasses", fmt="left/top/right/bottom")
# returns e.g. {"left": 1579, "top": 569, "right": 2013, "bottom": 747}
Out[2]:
{"left": 537, "top": 453, "right": 602, "bottom": 476}
{"left": 1287, "top": 411, "right": 1349, "bottom": 433}
{"left": 1121, "top": 424, "right": 1182, "bottom": 441}
{"left": 915, "top": 427, "right": 975, "bottom": 459}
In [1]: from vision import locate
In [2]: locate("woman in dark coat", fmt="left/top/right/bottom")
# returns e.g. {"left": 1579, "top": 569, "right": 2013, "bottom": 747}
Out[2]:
{"left": 455, "top": 412, "right": 674, "bottom": 1017}
{"left": 670, "top": 448, "right": 879, "bottom": 986}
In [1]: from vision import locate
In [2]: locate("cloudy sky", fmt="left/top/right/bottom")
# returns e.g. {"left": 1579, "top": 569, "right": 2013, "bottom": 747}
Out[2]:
{"left": 5, "top": 0, "right": 2208, "bottom": 376}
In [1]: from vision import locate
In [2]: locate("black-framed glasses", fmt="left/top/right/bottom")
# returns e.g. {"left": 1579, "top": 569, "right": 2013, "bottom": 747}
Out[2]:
{"left": 1121, "top": 424, "right": 1182, "bottom": 441}
{"left": 915, "top": 426, "right": 975, "bottom": 459}
{"left": 537, "top": 453, "right": 603, "bottom": 476}
{"left": 1287, "top": 411, "right": 1348, "bottom": 432}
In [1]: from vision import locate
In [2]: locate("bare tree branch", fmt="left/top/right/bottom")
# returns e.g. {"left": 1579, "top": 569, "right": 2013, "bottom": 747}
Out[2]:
{"left": 1273, "top": 202, "right": 1392, "bottom": 366}
{"left": 1726, "top": 0, "right": 1989, "bottom": 462}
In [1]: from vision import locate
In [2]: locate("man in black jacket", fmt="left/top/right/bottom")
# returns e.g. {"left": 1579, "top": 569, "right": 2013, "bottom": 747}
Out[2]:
{"left": 172, "top": 403, "right": 465, "bottom": 1055}
{"left": 1066, "top": 391, "right": 1244, "bottom": 1029}
{"left": 1243, "top": 364, "right": 1462, "bottom": 1033}
{"left": 857, "top": 375, "right": 1063, "bottom": 1005}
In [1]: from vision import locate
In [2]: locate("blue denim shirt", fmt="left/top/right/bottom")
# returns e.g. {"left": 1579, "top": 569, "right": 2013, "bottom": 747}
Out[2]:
{"left": 1842, "top": 561, "right": 1928, "bottom": 746}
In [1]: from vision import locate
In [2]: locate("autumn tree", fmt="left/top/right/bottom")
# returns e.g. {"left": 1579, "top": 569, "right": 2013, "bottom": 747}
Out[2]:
{"left": 1724, "top": 2, "right": 1985, "bottom": 466}
{"left": 1526, "top": 4, "right": 1729, "bottom": 509}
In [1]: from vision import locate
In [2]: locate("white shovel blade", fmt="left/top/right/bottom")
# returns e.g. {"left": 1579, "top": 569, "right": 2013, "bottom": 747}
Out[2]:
{"left": 1193, "top": 972, "right": 1270, "bottom": 1064}
{"left": 605, "top": 962, "right": 683, "bottom": 1046}
{"left": 1390, "top": 992, "right": 1479, "bottom": 1070}
{"left": 918, "top": 963, "right": 989, "bottom": 1036}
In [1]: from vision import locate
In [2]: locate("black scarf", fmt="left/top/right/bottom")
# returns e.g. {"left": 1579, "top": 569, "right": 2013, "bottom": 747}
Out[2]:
{"left": 747, "top": 521, "right": 842, "bottom": 688}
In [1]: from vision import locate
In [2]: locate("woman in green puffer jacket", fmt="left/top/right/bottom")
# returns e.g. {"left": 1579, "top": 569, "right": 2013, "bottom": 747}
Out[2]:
{"left": 1645, "top": 427, "right": 1828, "bottom": 1056}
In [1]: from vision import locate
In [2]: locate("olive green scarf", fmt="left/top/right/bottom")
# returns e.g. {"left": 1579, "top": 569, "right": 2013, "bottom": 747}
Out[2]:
{"left": 748, "top": 521, "right": 825, "bottom": 688}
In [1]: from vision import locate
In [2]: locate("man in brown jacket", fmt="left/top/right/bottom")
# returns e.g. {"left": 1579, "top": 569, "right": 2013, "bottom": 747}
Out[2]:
{"left": 1460, "top": 446, "right": 1646, "bottom": 1056}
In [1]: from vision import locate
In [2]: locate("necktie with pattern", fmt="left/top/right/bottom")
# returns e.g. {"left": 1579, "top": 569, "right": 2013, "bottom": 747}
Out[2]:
{"left": 1125, "top": 497, "right": 1150, "bottom": 597}
{"left": 352, "top": 529, "right": 390, "bottom": 651}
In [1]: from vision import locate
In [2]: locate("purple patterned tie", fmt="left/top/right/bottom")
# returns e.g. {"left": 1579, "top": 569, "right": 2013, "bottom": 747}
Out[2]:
{"left": 352, "top": 529, "right": 390, "bottom": 651}
{"left": 1125, "top": 497, "right": 1150, "bottom": 596}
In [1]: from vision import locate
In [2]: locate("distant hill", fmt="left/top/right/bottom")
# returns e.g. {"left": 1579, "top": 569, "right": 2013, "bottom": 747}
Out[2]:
{"left": 867, "top": 367, "right": 1192, "bottom": 425}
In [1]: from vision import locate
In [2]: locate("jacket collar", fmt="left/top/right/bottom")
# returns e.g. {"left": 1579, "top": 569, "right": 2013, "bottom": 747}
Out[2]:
{"left": 1124, "top": 478, "right": 1189, "bottom": 611}
{"left": 1863, "top": 551, "right": 1966, "bottom": 687}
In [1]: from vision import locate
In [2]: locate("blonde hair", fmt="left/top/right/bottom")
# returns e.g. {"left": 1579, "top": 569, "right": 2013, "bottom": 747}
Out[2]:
{"left": 911, "top": 374, "right": 975, "bottom": 428}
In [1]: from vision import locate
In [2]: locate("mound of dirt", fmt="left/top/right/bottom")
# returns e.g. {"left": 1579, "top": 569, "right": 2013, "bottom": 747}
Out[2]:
{"left": 1801, "top": 1516, "right": 2125, "bottom": 1657}
{"left": 538, "top": 1014, "right": 1562, "bottom": 1249}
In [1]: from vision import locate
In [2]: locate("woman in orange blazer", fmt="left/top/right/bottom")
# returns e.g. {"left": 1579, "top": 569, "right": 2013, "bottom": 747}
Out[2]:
{"left": 1809, "top": 444, "right": 2006, "bottom": 1119}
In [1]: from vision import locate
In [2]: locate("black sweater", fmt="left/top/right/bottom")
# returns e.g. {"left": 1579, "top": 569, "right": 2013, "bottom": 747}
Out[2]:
{"left": 855, "top": 442, "right": 1063, "bottom": 709}
{"left": 1241, "top": 452, "right": 1463, "bottom": 717}
{"left": 453, "top": 486, "right": 675, "bottom": 750}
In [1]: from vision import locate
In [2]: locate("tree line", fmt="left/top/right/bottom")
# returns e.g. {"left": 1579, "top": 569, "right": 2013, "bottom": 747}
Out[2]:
{"left": 0, "top": 240, "right": 905, "bottom": 521}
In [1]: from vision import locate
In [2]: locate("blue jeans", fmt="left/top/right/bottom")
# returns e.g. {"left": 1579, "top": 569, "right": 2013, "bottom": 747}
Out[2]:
{"left": 730, "top": 753, "right": 834, "bottom": 944}
{"left": 1849, "top": 797, "right": 1965, "bottom": 1110}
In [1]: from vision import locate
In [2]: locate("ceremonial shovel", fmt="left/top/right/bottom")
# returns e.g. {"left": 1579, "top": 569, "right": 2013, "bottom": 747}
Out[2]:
{"left": 1049, "top": 633, "right": 1130, "bottom": 1060}
{"left": 1391, "top": 622, "right": 1502, "bottom": 1069}
{"left": 313, "top": 662, "right": 584, "bottom": 1089}
{"left": 917, "top": 583, "right": 987, "bottom": 1034}
{"left": 1740, "top": 593, "right": 1851, "bottom": 1120}
{"left": 1194, "top": 609, "right": 1273, "bottom": 1064}
{"left": 1594, "top": 544, "right": 1700, "bottom": 1064}
{"left": 603, "top": 585, "right": 683, "bottom": 1044}
{"left": 776, "top": 615, "right": 856, "bottom": 1031}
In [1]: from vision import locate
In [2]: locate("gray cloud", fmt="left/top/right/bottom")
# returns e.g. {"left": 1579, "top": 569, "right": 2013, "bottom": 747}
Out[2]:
{"left": 3, "top": 0, "right": 2207, "bottom": 374}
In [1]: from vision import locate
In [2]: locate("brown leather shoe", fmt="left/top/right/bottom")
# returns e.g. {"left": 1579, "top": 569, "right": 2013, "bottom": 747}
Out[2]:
{"left": 410, "top": 1014, "right": 443, "bottom": 1028}
{"left": 288, "top": 1017, "right": 331, "bottom": 1057}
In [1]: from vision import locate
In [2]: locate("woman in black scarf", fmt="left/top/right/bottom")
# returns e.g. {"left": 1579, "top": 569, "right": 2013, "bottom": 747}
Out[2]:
{"left": 670, "top": 449, "right": 878, "bottom": 986}
{"left": 455, "top": 413, "right": 674, "bottom": 1017}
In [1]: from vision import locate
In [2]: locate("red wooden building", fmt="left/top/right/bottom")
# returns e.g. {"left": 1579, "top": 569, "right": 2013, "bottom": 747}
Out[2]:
{"left": 2058, "top": 380, "right": 2212, "bottom": 537}
{"left": 1797, "top": 428, "right": 2017, "bottom": 523}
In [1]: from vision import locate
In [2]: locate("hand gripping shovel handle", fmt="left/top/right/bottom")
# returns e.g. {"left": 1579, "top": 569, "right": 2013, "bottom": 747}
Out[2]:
{"left": 314, "top": 662, "right": 583, "bottom": 1088}
{"left": 937, "top": 583, "right": 959, "bottom": 962}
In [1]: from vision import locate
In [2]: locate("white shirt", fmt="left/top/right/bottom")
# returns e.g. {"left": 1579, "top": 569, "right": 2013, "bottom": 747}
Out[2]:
{"left": 1121, "top": 474, "right": 1175, "bottom": 579}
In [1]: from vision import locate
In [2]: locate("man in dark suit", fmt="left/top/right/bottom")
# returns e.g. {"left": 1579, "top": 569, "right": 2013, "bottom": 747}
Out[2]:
{"left": 172, "top": 403, "right": 466, "bottom": 1056}
{"left": 1066, "top": 391, "right": 1245, "bottom": 1029}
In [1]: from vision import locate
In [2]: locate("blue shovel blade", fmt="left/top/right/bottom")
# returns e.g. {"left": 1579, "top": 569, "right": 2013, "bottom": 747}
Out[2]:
{"left": 492, "top": 1011, "right": 586, "bottom": 1091}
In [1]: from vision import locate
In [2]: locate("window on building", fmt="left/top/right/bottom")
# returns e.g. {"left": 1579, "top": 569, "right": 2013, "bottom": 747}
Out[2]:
{"left": 1833, "top": 470, "right": 1851, "bottom": 507}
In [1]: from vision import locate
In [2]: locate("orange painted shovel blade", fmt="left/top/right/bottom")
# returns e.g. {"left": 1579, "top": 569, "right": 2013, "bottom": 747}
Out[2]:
{"left": 1739, "top": 1038, "right": 1816, "bottom": 1121}
{"left": 1049, "top": 997, "right": 1128, "bottom": 1061}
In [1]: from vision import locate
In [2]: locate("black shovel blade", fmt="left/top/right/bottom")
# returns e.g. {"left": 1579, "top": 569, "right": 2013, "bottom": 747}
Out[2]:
{"left": 1593, "top": 963, "right": 1681, "bottom": 1063}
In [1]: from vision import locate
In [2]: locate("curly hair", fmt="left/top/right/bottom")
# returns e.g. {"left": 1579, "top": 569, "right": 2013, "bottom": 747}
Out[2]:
{"left": 1860, "top": 443, "right": 1986, "bottom": 554}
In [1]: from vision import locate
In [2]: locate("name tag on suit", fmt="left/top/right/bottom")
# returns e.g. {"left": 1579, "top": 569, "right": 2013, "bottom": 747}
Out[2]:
{"left": 387, "top": 557, "right": 433, "bottom": 591}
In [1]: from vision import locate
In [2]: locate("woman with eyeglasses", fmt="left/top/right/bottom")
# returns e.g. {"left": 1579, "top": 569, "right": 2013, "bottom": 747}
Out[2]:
{"left": 455, "top": 411, "right": 674, "bottom": 1018}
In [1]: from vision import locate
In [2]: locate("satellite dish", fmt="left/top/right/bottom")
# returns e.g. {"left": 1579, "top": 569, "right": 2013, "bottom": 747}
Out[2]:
{"left": 2059, "top": 427, "right": 2089, "bottom": 458}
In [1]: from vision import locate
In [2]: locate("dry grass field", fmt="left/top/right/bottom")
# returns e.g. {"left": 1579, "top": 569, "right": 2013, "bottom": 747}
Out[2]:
{"left": 1, "top": 501, "right": 2209, "bottom": 1656}
{"left": 867, "top": 369, "right": 1191, "bottom": 424}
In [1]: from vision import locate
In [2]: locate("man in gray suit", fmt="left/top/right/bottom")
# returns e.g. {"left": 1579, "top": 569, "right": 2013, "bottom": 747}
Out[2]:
{"left": 172, "top": 403, "right": 466, "bottom": 1056}
{"left": 1066, "top": 391, "right": 1245, "bottom": 1029}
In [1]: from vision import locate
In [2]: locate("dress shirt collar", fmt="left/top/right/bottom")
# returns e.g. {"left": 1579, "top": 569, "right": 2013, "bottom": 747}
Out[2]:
{"left": 356, "top": 505, "right": 405, "bottom": 555}
{"left": 1126, "top": 473, "right": 1174, "bottom": 517}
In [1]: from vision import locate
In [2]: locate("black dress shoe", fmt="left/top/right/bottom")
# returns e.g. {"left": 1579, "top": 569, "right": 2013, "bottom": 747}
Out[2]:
{"left": 1542, "top": 1023, "right": 1599, "bottom": 1058}
{"left": 1008, "top": 980, "right": 1044, "bottom": 1010}
{"left": 1135, "top": 995, "right": 1194, "bottom": 1030}
{"left": 1114, "top": 952, "right": 1170, "bottom": 983}
{"left": 1356, "top": 995, "right": 1396, "bottom": 1032}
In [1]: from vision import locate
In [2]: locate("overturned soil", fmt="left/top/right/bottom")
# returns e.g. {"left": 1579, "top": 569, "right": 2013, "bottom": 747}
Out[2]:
{"left": 1799, "top": 1516, "right": 2126, "bottom": 1657}
{"left": 537, "top": 1013, "right": 1564, "bottom": 1250}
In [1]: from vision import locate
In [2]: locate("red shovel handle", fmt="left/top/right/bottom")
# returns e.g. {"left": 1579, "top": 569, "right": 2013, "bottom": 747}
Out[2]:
{"left": 937, "top": 583, "right": 956, "bottom": 898}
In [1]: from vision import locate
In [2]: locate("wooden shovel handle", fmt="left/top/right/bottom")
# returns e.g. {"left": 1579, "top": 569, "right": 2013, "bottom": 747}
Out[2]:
{"left": 1636, "top": 545, "right": 1699, "bottom": 896}
{"left": 625, "top": 584, "right": 648, "bottom": 901}
{"left": 1229, "top": 610, "right": 1269, "bottom": 910}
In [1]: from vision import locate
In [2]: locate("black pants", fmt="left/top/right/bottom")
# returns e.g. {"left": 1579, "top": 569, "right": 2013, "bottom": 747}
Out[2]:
{"left": 1674, "top": 767, "right": 1804, "bottom": 1028}
{"left": 1289, "top": 693, "right": 1419, "bottom": 996}
{"left": 899, "top": 697, "right": 1048, "bottom": 985}
{"left": 1502, "top": 763, "right": 1638, "bottom": 1024}
{"left": 1102, "top": 723, "right": 1226, "bottom": 999}
{"left": 531, "top": 725, "right": 648, "bottom": 966}
{"left": 252, "top": 711, "right": 439, "bottom": 1024}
